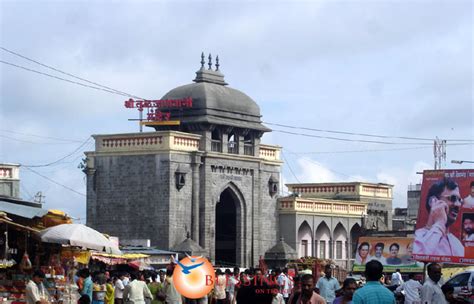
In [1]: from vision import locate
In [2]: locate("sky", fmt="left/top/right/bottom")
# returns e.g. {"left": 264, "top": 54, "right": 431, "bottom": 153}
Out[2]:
{"left": 0, "top": 0, "right": 472, "bottom": 222}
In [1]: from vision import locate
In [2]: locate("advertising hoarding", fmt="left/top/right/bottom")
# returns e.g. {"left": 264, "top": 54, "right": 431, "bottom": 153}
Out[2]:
{"left": 352, "top": 237, "right": 423, "bottom": 273}
{"left": 413, "top": 169, "right": 474, "bottom": 265}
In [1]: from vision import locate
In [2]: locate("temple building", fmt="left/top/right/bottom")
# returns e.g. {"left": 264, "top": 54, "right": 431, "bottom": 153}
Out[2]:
{"left": 279, "top": 182, "right": 393, "bottom": 269}
{"left": 85, "top": 54, "right": 282, "bottom": 267}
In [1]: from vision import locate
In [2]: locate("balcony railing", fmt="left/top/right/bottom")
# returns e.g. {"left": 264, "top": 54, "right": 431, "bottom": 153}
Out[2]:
{"left": 244, "top": 144, "right": 254, "bottom": 156}
{"left": 279, "top": 199, "right": 367, "bottom": 216}
{"left": 211, "top": 140, "right": 221, "bottom": 152}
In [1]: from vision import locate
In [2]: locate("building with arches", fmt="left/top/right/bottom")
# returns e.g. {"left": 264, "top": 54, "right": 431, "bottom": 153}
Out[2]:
{"left": 85, "top": 55, "right": 282, "bottom": 267}
{"left": 279, "top": 182, "right": 393, "bottom": 269}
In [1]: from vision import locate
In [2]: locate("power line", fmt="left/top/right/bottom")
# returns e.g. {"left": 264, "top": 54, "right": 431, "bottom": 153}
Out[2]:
{"left": 0, "top": 60, "right": 130, "bottom": 97}
{"left": 273, "top": 129, "right": 434, "bottom": 145}
{"left": 0, "top": 129, "right": 84, "bottom": 143}
{"left": 1, "top": 46, "right": 145, "bottom": 100}
{"left": 22, "top": 166, "right": 86, "bottom": 197}
{"left": 281, "top": 150, "right": 301, "bottom": 183}
{"left": 265, "top": 121, "right": 474, "bottom": 142}
{"left": 21, "top": 137, "right": 91, "bottom": 167}
{"left": 290, "top": 143, "right": 473, "bottom": 155}
{"left": 0, "top": 134, "right": 81, "bottom": 145}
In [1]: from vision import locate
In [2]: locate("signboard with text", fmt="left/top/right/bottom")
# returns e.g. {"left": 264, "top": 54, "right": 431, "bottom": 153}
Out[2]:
{"left": 353, "top": 237, "right": 423, "bottom": 273}
{"left": 413, "top": 169, "right": 474, "bottom": 265}
{"left": 124, "top": 97, "right": 192, "bottom": 122}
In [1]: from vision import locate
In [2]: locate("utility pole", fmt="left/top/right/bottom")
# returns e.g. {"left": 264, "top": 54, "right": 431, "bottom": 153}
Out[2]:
{"left": 434, "top": 137, "right": 446, "bottom": 170}
{"left": 33, "top": 191, "right": 45, "bottom": 204}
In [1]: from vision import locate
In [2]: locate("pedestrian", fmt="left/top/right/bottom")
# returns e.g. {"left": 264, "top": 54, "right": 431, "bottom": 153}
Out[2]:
{"left": 105, "top": 278, "right": 115, "bottom": 304}
{"left": 148, "top": 273, "right": 164, "bottom": 304}
{"left": 25, "top": 270, "right": 47, "bottom": 304}
{"left": 123, "top": 272, "right": 153, "bottom": 304}
{"left": 441, "top": 285, "right": 469, "bottom": 304}
{"left": 163, "top": 268, "right": 182, "bottom": 304}
{"left": 295, "top": 274, "right": 325, "bottom": 304}
{"left": 395, "top": 273, "right": 421, "bottom": 304}
{"left": 391, "top": 269, "right": 403, "bottom": 286}
{"left": 114, "top": 273, "right": 126, "bottom": 304}
{"left": 421, "top": 263, "right": 447, "bottom": 304}
{"left": 80, "top": 269, "right": 94, "bottom": 302}
{"left": 277, "top": 268, "right": 292, "bottom": 303}
{"left": 352, "top": 260, "right": 395, "bottom": 304}
{"left": 333, "top": 278, "right": 357, "bottom": 304}
{"left": 214, "top": 269, "right": 226, "bottom": 304}
{"left": 315, "top": 264, "right": 340, "bottom": 304}
{"left": 288, "top": 275, "right": 302, "bottom": 304}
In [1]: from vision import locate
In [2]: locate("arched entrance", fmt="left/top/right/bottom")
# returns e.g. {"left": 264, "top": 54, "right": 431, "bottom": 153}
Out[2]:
{"left": 215, "top": 187, "right": 239, "bottom": 266}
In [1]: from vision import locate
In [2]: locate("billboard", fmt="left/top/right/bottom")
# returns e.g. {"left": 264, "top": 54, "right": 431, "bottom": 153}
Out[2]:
{"left": 352, "top": 237, "right": 423, "bottom": 273}
{"left": 413, "top": 169, "right": 474, "bottom": 265}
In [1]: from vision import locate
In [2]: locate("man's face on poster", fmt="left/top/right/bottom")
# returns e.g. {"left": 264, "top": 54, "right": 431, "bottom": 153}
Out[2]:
{"left": 439, "top": 186, "right": 462, "bottom": 225}
{"left": 464, "top": 218, "right": 474, "bottom": 236}
{"left": 390, "top": 245, "right": 399, "bottom": 258}
{"left": 471, "top": 186, "right": 474, "bottom": 196}
{"left": 375, "top": 246, "right": 383, "bottom": 258}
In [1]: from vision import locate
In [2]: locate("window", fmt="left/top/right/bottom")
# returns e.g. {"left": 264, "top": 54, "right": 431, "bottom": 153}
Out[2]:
{"left": 301, "top": 240, "right": 308, "bottom": 257}
{"left": 319, "top": 241, "right": 326, "bottom": 259}
{"left": 447, "top": 273, "right": 471, "bottom": 287}
{"left": 211, "top": 129, "right": 221, "bottom": 152}
{"left": 336, "top": 241, "right": 343, "bottom": 259}
{"left": 228, "top": 133, "right": 238, "bottom": 154}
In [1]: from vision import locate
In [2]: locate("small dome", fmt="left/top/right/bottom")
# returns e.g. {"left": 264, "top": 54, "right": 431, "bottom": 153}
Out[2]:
{"left": 162, "top": 82, "right": 261, "bottom": 119}
{"left": 156, "top": 55, "right": 270, "bottom": 132}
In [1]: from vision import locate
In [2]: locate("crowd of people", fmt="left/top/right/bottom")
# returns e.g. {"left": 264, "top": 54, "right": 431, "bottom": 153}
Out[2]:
{"left": 24, "top": 260, "right": 469, "bottom": 304}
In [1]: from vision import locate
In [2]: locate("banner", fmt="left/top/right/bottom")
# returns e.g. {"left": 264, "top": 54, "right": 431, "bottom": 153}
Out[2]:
{"left": 413, "top": 169, "right": 474, "bottom": 265}
{"left": 352, "top": 237, "right": 424, "bottom": 273}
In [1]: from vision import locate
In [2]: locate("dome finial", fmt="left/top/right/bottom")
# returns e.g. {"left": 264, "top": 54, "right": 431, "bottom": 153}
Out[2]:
{"left": 200, "top": 52, "right": 205, "bottom": 69}
{"left": 208, "top": 53, "right": 212, "bottom": 70}
{"left": 215, "top": 55, "right": 220, "bottom": 71}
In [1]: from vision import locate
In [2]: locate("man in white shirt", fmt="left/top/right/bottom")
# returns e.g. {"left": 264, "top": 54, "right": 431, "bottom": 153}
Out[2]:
{"left": 114, "top": 273, "right": 126, "bottom": 304}
{"left": 463, "top": 181, "right": 474, "bottom": 208}
{"left": 123, "top": 272, "right": 153, "bottom": 304}
{"left": 395, "top": 273, "right": 422, "bottom": 304}
{"left": 277, "top": 268, "right": 292, "bottom": 302}
{"left": 122, "top": 273, "right": 130, "bottom": 286}
{"left": 369, "top": 243, "right": 387, "bottom": 265}
{"left": 391, "top": 269, "right": 403, "bottom": 286}
{"left": 421, "top": 263, "right": 447, "bottom": 304}
{"left": 315, "top": 264, "right": 340, "bottom": 304}
{"left": 26, "top": 270, "right": 47, "bottom": 304}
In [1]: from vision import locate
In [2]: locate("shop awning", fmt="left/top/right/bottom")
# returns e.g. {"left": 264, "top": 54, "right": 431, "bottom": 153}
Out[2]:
{"left": 0, "top": 215, "right": 40, "bottom": 233}
{"left": 0, "top": 200, "right": 48, "bottom": 219}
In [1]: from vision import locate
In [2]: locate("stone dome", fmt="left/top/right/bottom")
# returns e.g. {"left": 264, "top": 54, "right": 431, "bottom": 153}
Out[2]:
{"left": 158, "top": 58, "right": 270, "bottom": 132}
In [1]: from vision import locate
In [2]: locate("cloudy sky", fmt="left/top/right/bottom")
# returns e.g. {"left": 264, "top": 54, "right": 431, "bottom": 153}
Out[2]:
{"left": 1, "top": 0, "right": 472, "bottom": 221}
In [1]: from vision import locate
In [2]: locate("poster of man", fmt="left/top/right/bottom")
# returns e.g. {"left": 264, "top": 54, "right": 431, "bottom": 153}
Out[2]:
{"left": 413, "top": 169, "right": 474, "bottom": 265}
{"left": 352, "top": 237, "right": 423, "bottom": 273}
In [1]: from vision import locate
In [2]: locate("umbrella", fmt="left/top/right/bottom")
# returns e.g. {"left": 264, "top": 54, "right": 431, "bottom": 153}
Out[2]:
{"left": 40, "top": 224, "right": 122, "bottom": 255}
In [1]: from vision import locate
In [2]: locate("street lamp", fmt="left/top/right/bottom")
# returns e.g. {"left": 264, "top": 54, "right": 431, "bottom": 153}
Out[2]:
{"left": 451, "top": 160, "right": 474, "bottom": 164}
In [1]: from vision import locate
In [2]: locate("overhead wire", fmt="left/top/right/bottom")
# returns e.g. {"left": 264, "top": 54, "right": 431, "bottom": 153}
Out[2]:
{"left": 281, "top": 150, "right": 300, "bottom": 183}
{"left": 264, "top": 121, "right": 474, "bottom": 142}
{"left": 0, "top": 46, "right": 145, "bottom": 99}
{"left": 0, "top": 129, "right": 84, "bottom": 143}
{"left": 21, "top": 137, "right": 92, "bottom": 168}
{"left": 22, "top": 166, "right": 86, "bottom": 197}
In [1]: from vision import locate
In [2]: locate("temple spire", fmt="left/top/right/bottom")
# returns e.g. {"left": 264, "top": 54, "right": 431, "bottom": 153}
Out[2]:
{"left": 200, "top": 52, "right": 205, "bottom": 70}
{"left": 208, "top": 53, "right": 212, "bottom": 70}
{"left": 215, "top": 55, "right": 220, "bottom": 71}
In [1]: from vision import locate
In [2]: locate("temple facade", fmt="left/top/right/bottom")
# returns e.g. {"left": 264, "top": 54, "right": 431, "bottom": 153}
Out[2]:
{"left": 85, "top": 55, "right": 282, "bottom": 267}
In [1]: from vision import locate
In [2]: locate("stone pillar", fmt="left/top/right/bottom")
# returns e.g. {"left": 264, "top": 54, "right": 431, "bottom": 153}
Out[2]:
{"left": 238, "top": 133, "right": 245, "bottom": 155}
{"left": 191, "top": 154, "right": 201, "bottom": 243}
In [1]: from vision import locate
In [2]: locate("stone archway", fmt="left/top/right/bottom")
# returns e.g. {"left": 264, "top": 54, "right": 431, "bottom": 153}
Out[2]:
{"left": 215, "top": 186, "right": 242, "bottom": 266}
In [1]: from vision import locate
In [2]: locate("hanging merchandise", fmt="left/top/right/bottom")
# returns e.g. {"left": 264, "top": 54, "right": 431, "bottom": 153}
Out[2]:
{"left": 19, "top": 252, "right": 32, "bottom": 271}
